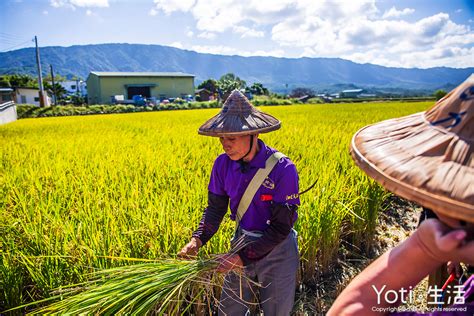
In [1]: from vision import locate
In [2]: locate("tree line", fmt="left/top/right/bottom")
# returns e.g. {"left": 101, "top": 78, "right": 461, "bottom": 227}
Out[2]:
{"left": 197, "top": 73, "right": 271, "bottom": 100}
{"left": 1, "top": 73, "right": 448, "bottom": 106}
{"left": 0, "top": 74, "right": 86, "bottom": 105}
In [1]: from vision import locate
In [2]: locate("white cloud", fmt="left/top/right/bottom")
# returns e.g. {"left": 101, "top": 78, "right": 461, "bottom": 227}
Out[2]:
{"left": 455, "top": 9, "right": 462, "bottom": 13}
{"left": 50, "top": 0, "right": 108, "bottom": 8}
{"left": 342, "top": 50, "right": 401, "bottom": 67}
{"left": 86, "top": 9, "right": 93, "bottom": 16}
{"left": 414, "top": 13, "right": 451, "bottom": 38}
{"left": 169, "top": 42, "right": 183, "bottom": 49}
{"left": 272, "top": 8, "right": 474, "bottom": 68}
{"left": 382, "top": 6, "right": 415, "bottom": 19}
{"left": 192, "top": 0, "right": 245, "bottom": 33}
{"left": 43, "top": 10, "right": 49, "bottom": 15}
{"left": 50, "top": 0, "right": 75, "bottom": 9}
{"left": 340, "top": 18, "right": 410, "bottom": 47}
{"left": 250, "top": 0, "right": 294, "bottom": 14}
{"left": 342, "top": 46, "right": 474, "bottom": 69}
{"left": 436, "top": 33, "right": 474, "bottom": 47}
{"left": 197, "top": 32, "right": 216, "bottom": 39}
{"left": 190, "top": 44, "right": 284, "bottom": 57}
{"left": 191, "top": 44, "right": 239, "bottom": 55}
{"left": 72, "top": 0, "right": 108, "bottom": 7}
{"left": 249, "top": 49, "right": 285, "bottom": 57}
{"left": 152, "top": 0, "right": 196, "bottom": 15}
{"left": 233, "top": 26, "right": 264, "bottom": 38}
{"left": 149, "top": 8, "right": 157, "bottom": 16}
{"left": 398, "top": 47, "right": 474, "bottom": 68}
{"left": 146, "top": 0, "right": 474, "bottom": 68}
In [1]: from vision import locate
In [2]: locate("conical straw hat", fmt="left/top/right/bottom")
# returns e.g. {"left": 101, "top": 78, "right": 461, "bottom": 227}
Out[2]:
{"left": 198, "top": 90, "right": 281, "bottom": 137}
{"left": 351, "top": 74, "right": 474, "bottom": 222}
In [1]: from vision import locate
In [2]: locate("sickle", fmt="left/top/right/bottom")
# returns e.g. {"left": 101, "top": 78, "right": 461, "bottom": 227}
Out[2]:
{"left": 299, "top": 178, "right": 318, "bottom": 196}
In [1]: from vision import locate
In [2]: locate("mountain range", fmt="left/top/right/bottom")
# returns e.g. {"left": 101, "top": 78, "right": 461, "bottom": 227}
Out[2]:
{"left": 1, "top": 43, "right": 473, "bottom": 94}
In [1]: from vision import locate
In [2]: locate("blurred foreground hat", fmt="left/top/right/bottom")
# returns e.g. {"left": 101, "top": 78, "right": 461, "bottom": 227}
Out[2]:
{"left": 351, "top": 74, "right": 474, "bottom": 222}
{"left": 198, "top": 90, "right": 281, "bottom": 137}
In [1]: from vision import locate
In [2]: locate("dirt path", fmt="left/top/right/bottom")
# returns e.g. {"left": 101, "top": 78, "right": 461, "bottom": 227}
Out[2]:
{"left": 293, "top": 196, "right": 423, "bottom": 315}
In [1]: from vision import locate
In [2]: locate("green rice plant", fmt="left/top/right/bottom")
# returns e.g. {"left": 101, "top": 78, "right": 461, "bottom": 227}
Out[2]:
{"left": 1, "top": 101, "right": 431, "bottom": 312}
{"left": 7, "top": 237, "right": 252, "bottom": 315}
{"left": 5, "top": 257, "right": 220, "bottom": 315}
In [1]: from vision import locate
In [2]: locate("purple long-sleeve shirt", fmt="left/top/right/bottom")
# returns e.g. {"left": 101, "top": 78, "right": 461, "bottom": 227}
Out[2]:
{"left": 208, "top": 139, "right": 299, "bottom": 230}
{"left": 192, "top": 139, "right": 300, "bottom": 264}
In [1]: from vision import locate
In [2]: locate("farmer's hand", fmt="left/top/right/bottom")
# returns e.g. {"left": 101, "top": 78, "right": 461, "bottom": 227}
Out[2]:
{"left": 414, "top": 219, "right": 474, "bottom": 265}
{"left": 178, "top": 237, "right": 202, "bottom": 259}
{"left": 217, "top": 253, "right": 243, "bottom": 273}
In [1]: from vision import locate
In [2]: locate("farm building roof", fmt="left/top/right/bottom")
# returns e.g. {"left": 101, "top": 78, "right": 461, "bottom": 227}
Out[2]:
{"left": 341, "top": 89, "right": 363, "bottom": 93}
{"left": 90, "top": 71, "right": 195, "bottom": 77}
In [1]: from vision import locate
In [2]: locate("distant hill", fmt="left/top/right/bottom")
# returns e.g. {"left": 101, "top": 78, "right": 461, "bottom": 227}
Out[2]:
{"left": 1, "top": 43, "right": 472, "bottom": 94}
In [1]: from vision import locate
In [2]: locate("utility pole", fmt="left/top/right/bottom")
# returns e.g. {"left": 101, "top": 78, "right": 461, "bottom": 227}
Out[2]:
{"left": 50, "top": 64, "right": 56, "bottom": 105}
{"left": 34, "top": 36, "right": 46, "bottom": 107}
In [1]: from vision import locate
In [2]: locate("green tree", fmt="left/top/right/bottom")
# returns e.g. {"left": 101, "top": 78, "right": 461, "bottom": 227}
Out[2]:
{"left": 290, "top": 87, "right": 315, "bottom": 98}
{"left": 0, "top": 76, "right": 11, "bottom": 88}
{"left": 197, "top": 79, "right": 219, "bottom": 94}
{"left": 1, "top": 74, "right": 38, "bottom": 88}
{"left": 44, "top": 82, "right": 67, "bottom": 104}
{"left": 434, "top": 89, "right": 447, "bottom": 100}
{"left": 219, "top": 73, "right": 246, "bottom": 87}
{"left": 70, "top": 94, "right": 86, "bottom": 105}
{"left": 247, "top": 82, "right": 269, "bottom": 95}
{"left": 217, "top": 73, "right": 246, "bottom": 99}
{"left": 43, "top": 73, "right": 67, "bottom": 83}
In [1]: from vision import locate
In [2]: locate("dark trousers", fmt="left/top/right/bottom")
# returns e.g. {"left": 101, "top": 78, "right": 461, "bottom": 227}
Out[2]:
{"left": 218, "top": 229, "right": 299, "bottom": 316}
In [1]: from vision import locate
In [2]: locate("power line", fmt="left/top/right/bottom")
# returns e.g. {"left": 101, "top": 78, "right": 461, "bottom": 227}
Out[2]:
{"left": 0, "top": 32, "right": 23, "bottom": 40}
{"left": 0, "top": 38, "right": 22, "bottom": 45}
{"left": 0, "top": 39, "right": 34, "bottom": 53}
{"left": 0, "top": 36, "right": 29, "bottom": 46}
{"left": 0, "top": 34, "right": 20, "bottom": 39}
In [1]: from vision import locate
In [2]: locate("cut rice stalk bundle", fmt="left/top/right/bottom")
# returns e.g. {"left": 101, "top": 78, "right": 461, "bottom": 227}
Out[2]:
{"left": 10, "top": 257, "right": 229, "bottom": 315}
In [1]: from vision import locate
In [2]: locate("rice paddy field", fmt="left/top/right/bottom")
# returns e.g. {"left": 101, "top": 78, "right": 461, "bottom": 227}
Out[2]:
{"left": 1, "top": 101, "right": 431, "bottom": 313}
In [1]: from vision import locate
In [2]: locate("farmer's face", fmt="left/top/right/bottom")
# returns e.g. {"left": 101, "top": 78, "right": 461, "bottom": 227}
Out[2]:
{"left": 219, "top": 135, "right": 252, "bottom": 161}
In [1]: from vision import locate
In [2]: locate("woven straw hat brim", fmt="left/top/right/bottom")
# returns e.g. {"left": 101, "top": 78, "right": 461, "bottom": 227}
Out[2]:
{"left": 198, "top": 89, "right": 281, "bottom": 137}
{"left": 198, "top": 110, "right": 281, "bottom": 137}
{"left": 351, "top": 112, "right": 473, "bottom": 222}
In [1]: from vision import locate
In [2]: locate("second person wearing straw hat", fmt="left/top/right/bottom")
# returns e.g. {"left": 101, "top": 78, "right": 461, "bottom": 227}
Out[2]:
{"left": 329, "top": 75, "right": 474, "bottom": 315}
{"left": 179, "top": 90, "right": 300, "bottom": 315}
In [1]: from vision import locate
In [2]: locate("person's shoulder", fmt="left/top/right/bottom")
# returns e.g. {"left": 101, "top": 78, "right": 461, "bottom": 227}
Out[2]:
{"left": 213, "top": 152, "right": 231, "bottom": 168}
{"left": 215, "top": 152, "right": 229, "bottom": 162}
{"left": 278, "top": 156, "right": 297, "bottom": 174}
{"left": 263, "top": 143, "right": 297, "bottom": 172}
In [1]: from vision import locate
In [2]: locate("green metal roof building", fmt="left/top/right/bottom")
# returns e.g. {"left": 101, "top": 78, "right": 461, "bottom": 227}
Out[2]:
{"left": 86, "top": 71, "right": 195, "bottom": 104}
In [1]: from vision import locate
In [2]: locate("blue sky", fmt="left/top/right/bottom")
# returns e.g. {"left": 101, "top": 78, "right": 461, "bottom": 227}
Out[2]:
{"left": 1, "top": 0, "right": 473, "bottom": 68}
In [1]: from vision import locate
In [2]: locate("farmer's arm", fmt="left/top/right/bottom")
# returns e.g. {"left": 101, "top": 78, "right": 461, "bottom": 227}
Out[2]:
{"left": 238, "top": 161, "right": 299, "bottom": 266}
{"left": 178, "top": 192, "right": 228, "bottom": 257}
{"left": 179, "top": 157, "right": 228, "bottom": 257}
{"left": 192, "top": 192, "right": 229, "bottom": 245}
{"left": 328, "top": 219, "right": 474, "bottom": 316}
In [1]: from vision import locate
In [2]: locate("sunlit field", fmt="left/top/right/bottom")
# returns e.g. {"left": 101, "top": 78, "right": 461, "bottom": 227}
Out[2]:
{"left": 1, "top": 101, "right": 431, "bottom": 311}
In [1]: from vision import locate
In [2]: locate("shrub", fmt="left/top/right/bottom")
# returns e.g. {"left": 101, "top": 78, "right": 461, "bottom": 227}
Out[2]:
{"left": 16, "top": 104, "right": 37, "bottom": 118}
{"left": 307, "top": 98, "right": 324, "bottom": 104}
{"left": 16, "top": 98, "right": 293, "bottom": 119}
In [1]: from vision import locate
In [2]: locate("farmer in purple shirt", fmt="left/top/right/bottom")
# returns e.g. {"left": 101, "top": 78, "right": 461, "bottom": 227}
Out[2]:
{"left": 179, "top": 90, "right": 300, "bottom": 315}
